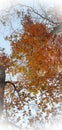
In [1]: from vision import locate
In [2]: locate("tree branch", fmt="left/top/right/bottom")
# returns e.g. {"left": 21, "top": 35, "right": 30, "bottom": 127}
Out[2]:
{"left": 5, "top": 81, "right": 16, "bottom": 90}
{"left": 5, "top": 81, "right": 21, "bottom": 100}
{"left": 17, "top": 4, "right": 61, "bottom": 25}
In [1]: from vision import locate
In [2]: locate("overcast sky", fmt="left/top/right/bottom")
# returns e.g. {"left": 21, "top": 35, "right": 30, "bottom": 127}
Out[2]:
{"left": 0, "top": 0, "right": 62, "bottom": 10}
{"left": 0, "top": 0, "right": 62, "bottom": 55}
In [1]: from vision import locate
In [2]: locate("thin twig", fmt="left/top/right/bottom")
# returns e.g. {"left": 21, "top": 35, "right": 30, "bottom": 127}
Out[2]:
{"left": 5, "top": 81, "right": 21, "bottom": 100}
{"left": 17, "top": 4, "right": 61, "bottom": 25}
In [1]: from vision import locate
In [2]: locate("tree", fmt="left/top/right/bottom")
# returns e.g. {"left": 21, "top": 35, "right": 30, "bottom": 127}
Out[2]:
{"left": 0, "top": 4, "right": 62, "bottom": 128}
{"left": 10, "top": 15, "right": 62, "bottom": 90}
{"left": 8, "top": 15, "right": 62, "bottom": 123}
{"left": 0, "top": 66, "right": 5, "bottom": 116}
{"left": 0, "top": 51, "right": 10, "bottom": 116}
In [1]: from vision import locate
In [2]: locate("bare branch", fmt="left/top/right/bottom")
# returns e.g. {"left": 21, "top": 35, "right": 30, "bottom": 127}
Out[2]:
{"left": 17, "top": 4, "right": 61, "bottom": 25}
{"left": 5, "top": 81, "right": 16, "bottom": 90}
{"left": 5, "top": 81, "right": 21, "bottom": 100}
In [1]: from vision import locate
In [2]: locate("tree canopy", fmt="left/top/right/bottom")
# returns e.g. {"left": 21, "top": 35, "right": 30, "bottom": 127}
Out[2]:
{"left": 0, "top": 4, "right": 62, "bottom": 129}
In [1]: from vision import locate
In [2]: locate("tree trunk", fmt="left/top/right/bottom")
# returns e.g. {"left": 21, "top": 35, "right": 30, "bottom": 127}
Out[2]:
{"left": 0, "top": 66, "right": 5, "bottom": 117}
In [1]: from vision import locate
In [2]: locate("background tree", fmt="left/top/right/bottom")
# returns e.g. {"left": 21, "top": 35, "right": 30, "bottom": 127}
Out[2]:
{"left": 0, "top": 50, "right": 10, "bottom": 117}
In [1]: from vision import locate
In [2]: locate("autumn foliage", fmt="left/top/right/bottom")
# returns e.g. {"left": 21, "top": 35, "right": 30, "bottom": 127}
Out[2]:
{"left": 10, "top": 16, "right": 62, "bottom": 95}
{"left": 0, "top": 52, "right": 10, "bottom": 69}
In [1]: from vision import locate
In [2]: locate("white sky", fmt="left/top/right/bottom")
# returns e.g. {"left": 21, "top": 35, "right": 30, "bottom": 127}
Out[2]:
{"left": 0, "top": 0, "right": 62, "bottom": 11}
{"left": 0, "top": 0, "right": 62, "bottom": 55}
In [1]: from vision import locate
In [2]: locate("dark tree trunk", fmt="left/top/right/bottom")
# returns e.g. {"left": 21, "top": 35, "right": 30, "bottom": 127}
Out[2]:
{"left": 0, "top": 66, "right": 5, "bottom": 117}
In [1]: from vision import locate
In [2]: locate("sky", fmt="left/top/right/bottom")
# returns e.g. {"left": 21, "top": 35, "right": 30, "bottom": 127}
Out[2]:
{"left": 0, "top": 0, "right": 62, "bottom": 55}
{"left": 0, "top": 0, "right": 62, "bottom": 10}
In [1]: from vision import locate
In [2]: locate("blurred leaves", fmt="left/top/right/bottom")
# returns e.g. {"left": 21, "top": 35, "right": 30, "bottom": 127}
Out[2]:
{"left": 4, "top": 15, "right": 62, "bottom": 124}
